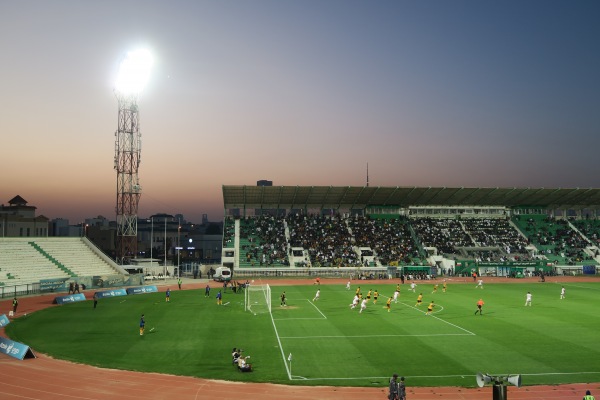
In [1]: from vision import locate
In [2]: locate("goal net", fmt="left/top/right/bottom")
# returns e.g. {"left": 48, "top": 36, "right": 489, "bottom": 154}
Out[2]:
{"left": 245, "top": 283, "right": 271, "bottom": 314}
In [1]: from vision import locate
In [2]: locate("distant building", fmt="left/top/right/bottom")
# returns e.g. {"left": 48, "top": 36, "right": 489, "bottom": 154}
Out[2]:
{"left": 85, "top": 216, "right": 110, "bottom": 229}
{"left": 0, "top": 195, "right": 49, "bottom": 237}
{"left": 84, "top": 216, "right": 116, "bottom": 257}
{"left": 50, "top": 218, "right": 70, "bottom": 236}
{"left": 135, "top": 214, "right": 223, "bottom": 266}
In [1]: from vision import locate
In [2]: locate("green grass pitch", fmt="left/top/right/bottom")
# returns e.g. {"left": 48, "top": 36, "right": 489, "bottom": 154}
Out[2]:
{"left": 6, "top": 280, "right": 600, "bottom": 387}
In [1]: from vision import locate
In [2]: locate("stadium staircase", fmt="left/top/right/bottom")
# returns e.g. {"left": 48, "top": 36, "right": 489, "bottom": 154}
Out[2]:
{"left": 29, "top": 242, "right": 76, "bottom": 277}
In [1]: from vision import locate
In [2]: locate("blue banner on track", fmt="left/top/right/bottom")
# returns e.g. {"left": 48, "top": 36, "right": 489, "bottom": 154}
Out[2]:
{"left": 126, "top": 285, "right": 158, "bottom": 295}
{"left": 95, "top": 289, "right": 127, "bottom": 298}
{"left": 0, "top": 314, "right": 10, "bottom": 328}
{"left": 53, "top": 293, "right": 86, "bottom": 305}
{"left": 0, "top": 336, "right": 35, "bottom": 360}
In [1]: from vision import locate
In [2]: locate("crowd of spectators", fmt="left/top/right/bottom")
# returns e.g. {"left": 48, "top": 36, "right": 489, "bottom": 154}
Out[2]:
{"left": 410, "top": 217, "right": 472, "bottom": 255}
{"left": 571, "top": 219, "right": 600, "bottom": 249}
{"left": 347, "top": 216, "right": 423, "bottom": 265}
{"left": 223, "top": 217, "right": 235, "bottom": 246}
{"left": 461, "top": 218, "right": 529, "bottom": 254}
{"left": 223, "top": 214, "right": 600, "bottom": 268}
{"left": 240, "top": 216, "right": 288, "bottom": 267}
{"left": 287, "top": 213, "right": 359, "bottom": 267}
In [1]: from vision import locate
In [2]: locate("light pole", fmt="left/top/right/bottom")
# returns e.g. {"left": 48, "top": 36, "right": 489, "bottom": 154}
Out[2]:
{"left": 148, "top": 217, "right": 153, "bottom": 267}
{"left": 187, "top": 238, "right": 195, "bottom": 277}
{"left": 177, "top": 218, "right": 181, "bottom": 278}
{"left": 164, "top": 216, "right": 167, "bottom": 281}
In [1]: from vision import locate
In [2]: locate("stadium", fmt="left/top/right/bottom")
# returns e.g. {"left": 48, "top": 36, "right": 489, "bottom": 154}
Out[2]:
{"left": 1, "top": 185, "right": 600, "bottom": 400}
{"left": 3, "top": 1, "right": 600, "bottom": 398}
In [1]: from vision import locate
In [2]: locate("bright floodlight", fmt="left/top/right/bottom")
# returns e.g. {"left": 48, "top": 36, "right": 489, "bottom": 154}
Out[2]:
{"left": 115, "top": 49, "right": 153, "bottom": 95}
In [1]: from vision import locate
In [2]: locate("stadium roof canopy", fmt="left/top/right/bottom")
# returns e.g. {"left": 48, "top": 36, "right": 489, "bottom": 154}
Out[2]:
{"left": 222, "top": 185, "right": 600, "bottom": 210}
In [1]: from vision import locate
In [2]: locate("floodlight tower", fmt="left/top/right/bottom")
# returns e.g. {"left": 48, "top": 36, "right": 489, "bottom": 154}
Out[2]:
{"left": 113, "top": 49, "right": 153, "bottom": 264}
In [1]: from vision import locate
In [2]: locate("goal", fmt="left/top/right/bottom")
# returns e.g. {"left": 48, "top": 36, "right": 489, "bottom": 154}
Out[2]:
{"left": 245, "top": 283, "right": 271, "bottom": 314}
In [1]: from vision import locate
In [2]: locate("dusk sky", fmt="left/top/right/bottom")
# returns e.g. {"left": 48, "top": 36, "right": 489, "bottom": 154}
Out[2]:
{"left": 2, "top": 1, "right": 599, "bottom": 224}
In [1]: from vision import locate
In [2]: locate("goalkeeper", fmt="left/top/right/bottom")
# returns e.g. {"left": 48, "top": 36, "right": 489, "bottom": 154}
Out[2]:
{"left": 280, "top": 291, "right": 287, "bottom": 306}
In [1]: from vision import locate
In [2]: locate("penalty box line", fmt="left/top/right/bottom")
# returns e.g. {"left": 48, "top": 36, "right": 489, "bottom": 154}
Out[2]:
{"left": 273, "top": 299, "right": 327, "bottom": 321}
{"left": 271, "top": 301, "right": 328, "bottom": 379}
{"left": 280, "top": 333, "right": 473, "bottom": 339}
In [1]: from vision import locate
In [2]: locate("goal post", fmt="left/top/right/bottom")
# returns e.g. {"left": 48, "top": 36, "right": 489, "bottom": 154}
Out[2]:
{"left": 245, "top": 283, "right": 271, "bottom": 314}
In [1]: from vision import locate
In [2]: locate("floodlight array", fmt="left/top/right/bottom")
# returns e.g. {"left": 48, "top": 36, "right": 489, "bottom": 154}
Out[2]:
{"left": 115, "top": 49, "right": 153, "bottom": 95}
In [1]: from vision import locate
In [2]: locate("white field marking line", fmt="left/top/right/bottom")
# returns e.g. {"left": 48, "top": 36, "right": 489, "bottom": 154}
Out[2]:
{"left": 272, "top": 299, "right": 327, "bottom": 379}
{"left": 280, "top": 333, "right": 473, "bottom": 339}
{"left": 291, "top": 374, "right": 471, "bottom": 381}
{"left": 269, "top": 308, "right": 292, "bottom": 380}
{"left": 398, "top": 301, "right": 476, "bottom": 336}
{"left": 555, "top": 281, "right": 600, "bottom": 291}
{"left": 520, "top": 371, "right": 600, "bottom": 376}
{"left": 273, "top": 318, "right": 325, "bottom": 321}
{"left": 272, "top": 299, "right": 327, "bottom": 321}
{"left": 307, "top": 298, "right": 327, "bottom": 319}
{"left": 289, "top": 371, "right": 600, "bottom": 381}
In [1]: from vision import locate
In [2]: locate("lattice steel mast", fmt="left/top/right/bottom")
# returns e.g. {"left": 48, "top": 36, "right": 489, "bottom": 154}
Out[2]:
{"left": 114, "top": 93, "right": 142, "bottom": 263}
{"left": 113, "top": 49, "right": 152, "bottom": 264}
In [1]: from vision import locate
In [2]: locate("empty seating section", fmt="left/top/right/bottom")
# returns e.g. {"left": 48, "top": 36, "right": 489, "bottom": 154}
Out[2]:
{"left": 222, "top": 214, "right": 600, "bottom": 268}
{"left": 0, "top": 238, "right": 121, "bottom": 286}
{"left": 33, "top": 238, "right": 118, "bottom": 277}
{"left": 0, "top": 240, "right": 69, "bottom": 285}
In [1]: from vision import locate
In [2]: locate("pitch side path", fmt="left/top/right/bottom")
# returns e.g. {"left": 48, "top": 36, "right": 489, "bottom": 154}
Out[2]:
{"left": 1, "top": 275, "right": 598, "bottom": 400}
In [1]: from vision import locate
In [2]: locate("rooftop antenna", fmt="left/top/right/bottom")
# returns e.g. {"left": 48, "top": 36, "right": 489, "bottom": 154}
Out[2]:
{"left": 366, "top": 162, "right": 369, "bottom": 187}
